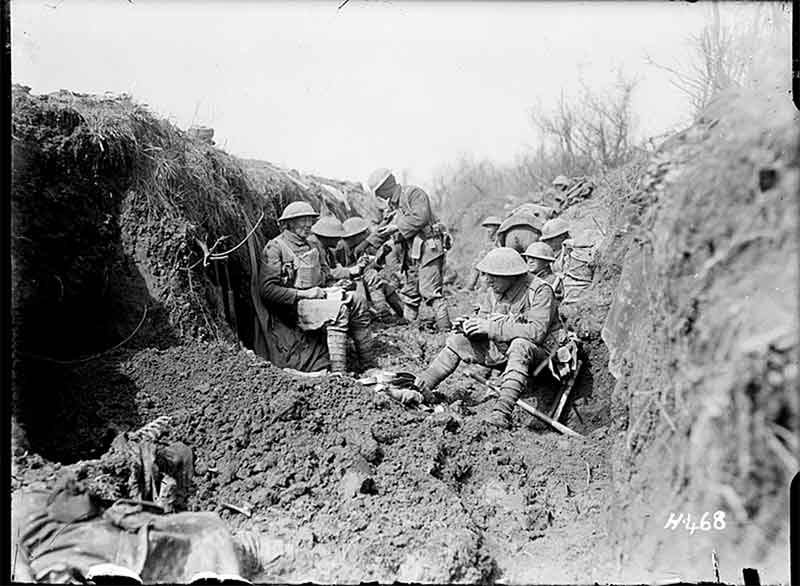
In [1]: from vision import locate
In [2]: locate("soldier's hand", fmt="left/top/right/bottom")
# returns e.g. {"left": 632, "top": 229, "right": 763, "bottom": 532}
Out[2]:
{"left": 463, "top": 317, "right": 490, "bottom": 338}
{"left": 299, "top": 287, "right": 326, "bottom": 300}
{"left": 348, "top": 265, "right": 363, "bottom": 277}
{"left": 377, "top": 224, "right": 398, "bottom": 237}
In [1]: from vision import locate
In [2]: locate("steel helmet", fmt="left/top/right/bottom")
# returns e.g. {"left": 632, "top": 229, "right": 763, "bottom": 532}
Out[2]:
{"left": 480, "top": 215, "right": 502, "bottom": 228}
{"left": 522, "top": 241, "right": 556, "bottom": 261}
{"left": 366, "top": 168, "right": 394, "bottom": 196}
{"left": 496, "top": 214, "right": 543, "bottom": 236}
{"left": 311, "top": 216, "right": 345, "bottom": 238}
{"left": 552, "top": 175, "right": 570, "bottom": 188}
{"left": 540, "top": 218, "right": 570, "bottom": 241}
{"left": 512, "top": 203, "right": 556, "bottom": 221}
{"left": 278, "top": 201, "right": 319, "bottom": 222}
{"left": 475, "top": 247, "right": 529, "bottom": 276}
{"left": 342, "top": 217, "right": 370, "bottom": 238}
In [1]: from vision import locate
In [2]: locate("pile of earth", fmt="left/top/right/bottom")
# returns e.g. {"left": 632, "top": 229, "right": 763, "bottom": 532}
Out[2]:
{"left": 13, "top": 290, "right": 617, "bottom": 583}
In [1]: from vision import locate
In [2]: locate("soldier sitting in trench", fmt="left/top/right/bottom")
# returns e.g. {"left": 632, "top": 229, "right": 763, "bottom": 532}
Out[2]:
{"left": 307, "top": 215, "right": 377, "bottom": 370}
{"left": 465, "top": 215, "right": 501, "bottom": 291}
{"left": 522, "top": 241, "right": 559, "bottom": 291}
{"left": 414, "top": 247, "right": 561, "bottom": 429}
{"left": 338, "top": 216, "right": 407, "bottom": 321}
{"left": 538, "top": 218, "right": 595, "bottom": 319}
{"left": 257, "top": 201, "right": 375, "bottom": 373}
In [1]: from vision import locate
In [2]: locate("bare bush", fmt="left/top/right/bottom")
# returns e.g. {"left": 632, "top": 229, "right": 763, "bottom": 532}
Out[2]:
{"left": 531, "top": 70, "right": 640, "bottom": 176}
{"left": 646, "top": 1, "right": 791, "bottom": 117}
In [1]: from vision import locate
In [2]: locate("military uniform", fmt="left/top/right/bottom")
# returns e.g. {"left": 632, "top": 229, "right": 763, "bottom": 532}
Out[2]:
{"left": 341, "top": 231, "right": 405, "bottom": 319}
{"left": 307, "top": 235, "right": 373, "bottom": 349}
{"left": 388, "top": 185, "right": 450, "bottom": 328}
{"left": 416, "top": 269, "right": 560, "bottom": 426}
{"left": 552, "top": 241, "right": 593, "bottom": 305}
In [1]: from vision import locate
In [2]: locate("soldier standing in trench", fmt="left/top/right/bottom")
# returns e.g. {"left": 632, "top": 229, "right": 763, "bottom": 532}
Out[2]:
{"left": 365, "top": 168, "right": 451, "bottom": 330}
{"left": 257, "top": 201, "right": 374, "bottom": 373}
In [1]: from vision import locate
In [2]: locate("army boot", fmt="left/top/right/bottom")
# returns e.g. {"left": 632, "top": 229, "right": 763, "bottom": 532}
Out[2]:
{"left": 368, "top": 288, "right": 392, "bottom": 320}
{"left": 486, "top": 368, "right": 528, "bottom": 429}
{"left": 327, "top": 329, "right": 348, "bottom": 373}
{"left": 432, "top": 297, "right": 452, "bottom": 331}
{"left": 351, "top": 325, "right": 377, "bottom": 372}
{"left": 414, "top": 346, "right": 460, "bottom": 403}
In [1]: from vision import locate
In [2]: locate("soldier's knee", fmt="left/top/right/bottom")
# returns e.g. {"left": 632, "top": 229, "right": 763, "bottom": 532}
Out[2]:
{"left": 507, "top": 338, "right": 537, "bottom": 364}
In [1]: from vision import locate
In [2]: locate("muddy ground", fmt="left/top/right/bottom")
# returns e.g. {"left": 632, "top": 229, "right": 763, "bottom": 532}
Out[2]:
{"left": 13, "top": 290, "right": 618, "bottom": 583}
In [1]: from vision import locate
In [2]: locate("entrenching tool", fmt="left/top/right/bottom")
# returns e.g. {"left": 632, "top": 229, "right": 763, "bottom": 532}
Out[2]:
{"left": 550, "top": 359, "right": 582, "bottom": 422}
{"left": 466, "top": 371, "right": 583, "bottom": 438}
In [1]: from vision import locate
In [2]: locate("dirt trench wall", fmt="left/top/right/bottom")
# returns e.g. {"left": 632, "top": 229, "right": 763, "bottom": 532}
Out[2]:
{"left": 599, "top": 89, "right": 798, "bottom": 583}
{"left": 10, "top": 86, "right": 370, "bottom": 461}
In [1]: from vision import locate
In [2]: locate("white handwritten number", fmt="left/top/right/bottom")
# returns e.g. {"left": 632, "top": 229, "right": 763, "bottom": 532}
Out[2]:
{"left": 664, "top": 511, "right": 726, "bottom": 532}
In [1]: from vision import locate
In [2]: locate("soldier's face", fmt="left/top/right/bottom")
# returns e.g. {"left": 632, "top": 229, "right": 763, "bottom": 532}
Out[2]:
{"left": 485, "top": 226, "right": 498, "bottom": 240}
{"left": 319, "top": 236, "right": 340, "bottom": 249}
{"left": 289, "top": 217, "right": 315, "bottom": 238}
{"left": 485, "top": 274, "right": 515, "bottom": 295}
{"left": 526, "top": 257, "right": 548, "bottom": 273}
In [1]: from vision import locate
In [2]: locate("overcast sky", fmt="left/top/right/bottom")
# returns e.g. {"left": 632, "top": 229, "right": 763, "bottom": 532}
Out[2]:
{"left": 12, "top": 0, "right": 714, "bottom": 189}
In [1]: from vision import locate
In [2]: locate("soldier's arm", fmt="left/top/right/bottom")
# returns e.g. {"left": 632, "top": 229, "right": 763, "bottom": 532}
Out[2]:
{"left": 259, "top": 242, "right": 300, "bottom": 305}
{"left": 394, "top": 187, "right": 432, "bottom": 241}
{"left": 487, "top": 285, "right": 554, "bottom": 344}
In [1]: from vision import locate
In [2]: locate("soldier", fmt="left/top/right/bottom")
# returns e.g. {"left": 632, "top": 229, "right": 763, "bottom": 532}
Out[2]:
{"left": 257, "top": 201, "right": 373, "bottom": 373}
{"left": 414, "top": 247, "right": 561, "bottom": 429}
{"left": 539, "top": 218, "right": 594, "bottom": 309}
{"left": 340, "top": 216, "right": 406, "bottom": 320}
{"left": 308, "top": 215, "right": 377, "bottom": 369}
{"left": 365, "top": 168, "right": 451, "bottom": 330}
{"left": 495, "top": 213, "right": 543, "bottom": 254}
{"left": 522, "top": 241, "right": 558, "bottom": 289}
